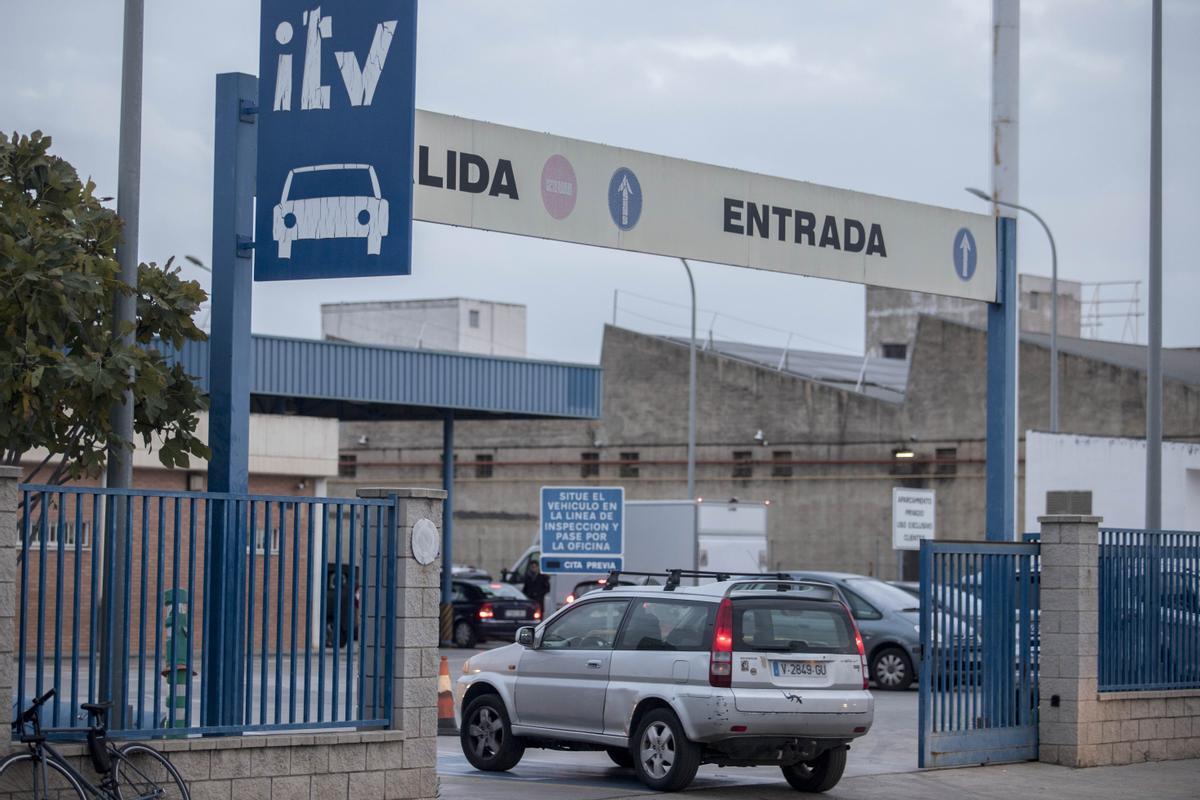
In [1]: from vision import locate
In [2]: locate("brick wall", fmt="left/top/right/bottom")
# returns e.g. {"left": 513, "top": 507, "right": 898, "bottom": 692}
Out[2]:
{"left": 1038, "top": 513, "right": 1200, "bottom": 766}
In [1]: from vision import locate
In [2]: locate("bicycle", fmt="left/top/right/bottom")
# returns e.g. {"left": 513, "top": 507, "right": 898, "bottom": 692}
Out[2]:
{"left": 0, "top": 689, "right": 190, "bottom": 799}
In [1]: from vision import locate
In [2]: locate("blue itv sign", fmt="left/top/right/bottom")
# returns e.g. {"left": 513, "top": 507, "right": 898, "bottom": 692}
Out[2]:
{"left": 540, "top": 487, "right": 625, "bottom": 574}
{"left": 254, "top": 1, "right": 417, "bottom": 281}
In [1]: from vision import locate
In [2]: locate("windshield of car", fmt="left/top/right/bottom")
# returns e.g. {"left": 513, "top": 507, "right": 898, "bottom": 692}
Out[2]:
{"left": 468, "top": 582, "right": 527, "bottom": 600}
{"left": 732, "top": 599, "right": 857, "bottom": 654}
{"left": 844, "top": 578, "right": 920, "bottom": 612}
{"left": 286, "top": 167, "right": 376, "bottom": 200}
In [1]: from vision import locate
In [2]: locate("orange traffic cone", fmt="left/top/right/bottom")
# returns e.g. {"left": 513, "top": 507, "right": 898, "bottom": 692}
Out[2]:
{"left": 437, "top": 656, "right": 457, "bottom": 735}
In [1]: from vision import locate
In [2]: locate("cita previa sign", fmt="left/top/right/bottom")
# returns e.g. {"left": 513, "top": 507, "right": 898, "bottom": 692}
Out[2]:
{"left": 540, "top": 487, "right": 624, "bottom": 574}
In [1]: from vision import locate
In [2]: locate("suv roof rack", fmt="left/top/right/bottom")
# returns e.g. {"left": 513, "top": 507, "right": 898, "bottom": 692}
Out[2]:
{"left": 601, "top": 569, "right": 797, "bottom": 592}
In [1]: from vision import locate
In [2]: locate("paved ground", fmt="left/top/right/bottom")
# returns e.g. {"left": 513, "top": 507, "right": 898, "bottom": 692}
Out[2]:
{"left": 437, "top": 644, "right": 1199, "bottom": 798}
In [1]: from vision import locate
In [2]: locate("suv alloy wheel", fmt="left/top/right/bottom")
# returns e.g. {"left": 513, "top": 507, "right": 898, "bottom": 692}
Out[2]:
{"left": 631, "top": 709, "right": 701, "bottom": 791}
{"left": 461, "top": 695, "right": 525, "bottom": 772}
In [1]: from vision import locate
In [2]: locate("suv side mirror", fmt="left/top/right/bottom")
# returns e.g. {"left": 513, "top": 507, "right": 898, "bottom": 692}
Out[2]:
{"left": 516, "top": 627, "right": 536, "bottom": 648}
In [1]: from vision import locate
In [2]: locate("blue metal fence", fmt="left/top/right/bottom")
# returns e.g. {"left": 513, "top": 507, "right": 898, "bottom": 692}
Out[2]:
{"left": 16, "top": 485, "right": 398, "bottom": 739}
{"left": 918, "top": 540, "right": 1040, "bottom": 768}
{"left": 1099, "top": 528, "right": 1200, "bottom": 692}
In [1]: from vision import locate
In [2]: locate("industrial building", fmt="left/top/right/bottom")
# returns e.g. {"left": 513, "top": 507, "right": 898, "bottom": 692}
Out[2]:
{"left": 330, "top": 294, "right": 1200, "bottom": 581}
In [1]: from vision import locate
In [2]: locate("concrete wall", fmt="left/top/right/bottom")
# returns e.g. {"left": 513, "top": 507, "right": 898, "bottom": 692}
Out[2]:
{"left": 330, "top": 322, "right": 1199, "bottom": 581}
{"left": 1038, "top": 512, "right": 1200, "bottom": 767}
{"left": 865, "top": 275, "right": 1082, "bottom": 357}
{"left": 321, "top": 298, "right": 526, "bottom": 357}
{"left": 22, "top": 413, "right": 339, "bottom": 481}
{"left": 0, "top": 470, "right": 443, "bottom": 800}
{"left": 1025, "top": 433, "right": 1200, "bottom": 531}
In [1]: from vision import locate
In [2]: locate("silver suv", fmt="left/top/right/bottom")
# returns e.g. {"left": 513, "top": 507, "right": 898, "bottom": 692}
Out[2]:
{"left": 454, "top": 573, "right": 874, "bottom": 793}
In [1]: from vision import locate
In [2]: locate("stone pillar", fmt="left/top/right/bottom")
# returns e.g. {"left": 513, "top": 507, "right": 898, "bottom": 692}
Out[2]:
{"left": 356, "top": 488, "right": 443, "bottom": 794}
{"left": 0, "top": 467, "right": 17, "bottom": 715}
{"left": 1037, "top": 510, "right": 1102, "bottom": 767}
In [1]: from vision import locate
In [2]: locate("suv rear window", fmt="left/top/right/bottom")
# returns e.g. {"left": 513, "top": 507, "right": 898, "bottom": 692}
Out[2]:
{"left": 732, "top": 599, "right": 857, "bottom": 654}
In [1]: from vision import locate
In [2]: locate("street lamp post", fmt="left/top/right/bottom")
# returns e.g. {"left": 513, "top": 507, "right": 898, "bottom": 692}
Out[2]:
{"left": 967, "top": 187, "right": 1060, "bottom": 433}
{"left": 680, "top": 259, "right": 697, "bottom": 500}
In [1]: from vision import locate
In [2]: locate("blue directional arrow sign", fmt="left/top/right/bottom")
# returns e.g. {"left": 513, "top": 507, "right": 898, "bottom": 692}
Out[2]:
{"left": 255, "top": 0, "right": 417, "bottom": 281}
{"left": 608, "top": 167, "right": 642, "bottom": 231}
{"left": 953, "top": 227, "right": 977, "bottom": 282}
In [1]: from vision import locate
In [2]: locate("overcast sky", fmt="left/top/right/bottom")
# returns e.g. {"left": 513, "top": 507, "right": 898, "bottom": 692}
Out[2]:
{"left": 5, "top": 1, "right": 1197, "bottom": 363}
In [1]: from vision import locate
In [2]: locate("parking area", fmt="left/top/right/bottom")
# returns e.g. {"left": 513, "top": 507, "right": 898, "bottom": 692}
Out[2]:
{"left": 437, "top": 644, "right": 1200, "bottom": 800}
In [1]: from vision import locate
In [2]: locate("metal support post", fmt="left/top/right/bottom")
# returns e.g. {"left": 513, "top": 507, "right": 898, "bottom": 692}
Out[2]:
{"left": 1146, "top": 0, "right": 1163, "bottom": 530}
{"left": 203, "top": 72, "right": 257, "bottom": 727}
{"left": 440, "top": 410, "right": 455, "bottom": 642}
{"left": 986, "top": 217, "right": 1018, "bottom": 541}
{"left": 100, "top": 0, "right": 144, "bottom": 730}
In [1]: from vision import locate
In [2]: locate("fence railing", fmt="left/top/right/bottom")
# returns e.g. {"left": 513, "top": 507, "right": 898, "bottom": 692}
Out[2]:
{"left": 1099, "top": 528, "right": 1200, "bottom": 692}
{"left": 16, "top": 484, "right": 398, "bottom": 738}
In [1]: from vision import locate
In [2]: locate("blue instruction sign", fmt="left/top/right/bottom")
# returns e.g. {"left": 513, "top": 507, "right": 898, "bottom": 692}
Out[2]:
{"left": 255, "top": 0, "right": 418, "bottom": 281}
{"left": 608, "top": 167, "right": 642, "bottom": 231}
{"left": 540, "top": 487, "right": 624, "bottom": 574}
{"left": 953, "top": 227, "right": 977, "bottom": 282}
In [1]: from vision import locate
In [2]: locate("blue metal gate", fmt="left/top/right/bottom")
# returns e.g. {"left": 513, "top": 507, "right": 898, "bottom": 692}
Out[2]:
{"left": 918, "top": 540, "right": 1040, "bottom": 767}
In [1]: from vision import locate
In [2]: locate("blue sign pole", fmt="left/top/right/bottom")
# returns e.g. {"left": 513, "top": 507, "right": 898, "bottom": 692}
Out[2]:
{"left": 985, "top": 216, "right": 1018, "bottom": 541}
{"left": 204, "top": 72, "right": 257, "bottom": 726}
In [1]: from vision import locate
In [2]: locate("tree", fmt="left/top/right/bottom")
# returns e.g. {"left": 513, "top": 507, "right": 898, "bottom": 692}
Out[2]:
{"left": 0, "top": 130, "right": 210, "bottom": 484}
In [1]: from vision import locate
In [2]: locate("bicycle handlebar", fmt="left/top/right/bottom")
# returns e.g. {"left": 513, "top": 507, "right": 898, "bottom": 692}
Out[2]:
{"left": 16, "top": 689, "right": 55, "bottom": 726}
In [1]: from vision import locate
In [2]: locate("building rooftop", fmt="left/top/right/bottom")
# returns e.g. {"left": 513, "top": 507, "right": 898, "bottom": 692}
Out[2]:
{"left": 666, "top": 336, "right": 909, "bottom": 403}
{"left": 665, "top": 320, "right": 1199, "bottom": 405}
{"left": 157, "top": 334, "right": 601, "bottom": 421}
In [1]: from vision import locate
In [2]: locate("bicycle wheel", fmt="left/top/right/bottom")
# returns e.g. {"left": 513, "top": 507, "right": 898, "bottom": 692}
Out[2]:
{"left": 0, "top": 751, "right": 87, "bottom": 799}
{"left": 113, "top": 744, "right": 190, "bottom": 800}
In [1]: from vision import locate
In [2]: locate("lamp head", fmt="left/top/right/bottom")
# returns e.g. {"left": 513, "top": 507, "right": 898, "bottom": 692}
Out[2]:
{"left": 965, "top": 187, "right": 991, "bottom": 202}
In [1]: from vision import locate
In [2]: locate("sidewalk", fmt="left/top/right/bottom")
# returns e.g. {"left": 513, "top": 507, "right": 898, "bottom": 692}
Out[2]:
{"left": 816, "top": 758, "right": 1200, "bottom": 800}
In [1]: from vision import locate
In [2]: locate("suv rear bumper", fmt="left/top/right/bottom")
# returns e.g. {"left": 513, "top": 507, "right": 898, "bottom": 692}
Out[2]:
{"left": 674, "top": 689, "right": 873, "bottom": 742}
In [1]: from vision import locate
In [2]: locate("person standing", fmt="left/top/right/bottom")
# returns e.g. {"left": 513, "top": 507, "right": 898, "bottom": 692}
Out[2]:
{"left": 522, "top": 560, "right": 551, "bottom": 616}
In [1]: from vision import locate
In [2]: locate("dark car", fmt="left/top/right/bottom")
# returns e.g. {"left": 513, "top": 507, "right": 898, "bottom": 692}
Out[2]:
{"left": 450, "top": 580, "right": 541, "bottom": 648}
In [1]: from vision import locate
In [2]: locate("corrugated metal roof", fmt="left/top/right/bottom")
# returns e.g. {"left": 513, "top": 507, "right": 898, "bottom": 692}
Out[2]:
{"left": 1019, "top": 331, "right": 1200, "bottom": 385}
{"left": 666, "top": 336, "right": 908, "bottom": 403}
{"left": 156, "top": 335, "right": 602, "bottom": 420}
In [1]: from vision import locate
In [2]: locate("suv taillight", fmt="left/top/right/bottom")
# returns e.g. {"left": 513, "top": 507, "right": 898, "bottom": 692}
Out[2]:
{"left": 709, "top": 598, "right": 734, "bottom": 688}
{"left": 844, "top": 605, "right": 868, "bottom": 689}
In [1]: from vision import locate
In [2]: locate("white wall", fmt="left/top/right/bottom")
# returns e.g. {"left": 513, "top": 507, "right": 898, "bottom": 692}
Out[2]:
{"left": 1024, "top": 431, "right": 1200, "bottom": 531}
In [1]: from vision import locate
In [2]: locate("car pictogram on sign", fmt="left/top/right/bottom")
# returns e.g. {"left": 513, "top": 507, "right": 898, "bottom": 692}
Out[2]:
{"left": 272, "top": 163, "right": 389, "bottom": 259}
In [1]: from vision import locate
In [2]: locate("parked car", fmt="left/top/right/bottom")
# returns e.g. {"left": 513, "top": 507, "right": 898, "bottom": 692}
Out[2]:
{"left": 455, "top": 573, "right": 873, "bottom": 793}
{"left": 451, "top": 580, "right": 541, "bottom": 648}
{"left": 451, "top": 564, "right": 492, "bottom": 581}
{"left": 786, "top": 571, "right": 971, "bottom": 691}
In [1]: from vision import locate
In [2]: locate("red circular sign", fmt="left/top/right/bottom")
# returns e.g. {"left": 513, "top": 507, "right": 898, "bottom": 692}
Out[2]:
{"left": 540, "top": 155, "right": 577, "bottom": 220}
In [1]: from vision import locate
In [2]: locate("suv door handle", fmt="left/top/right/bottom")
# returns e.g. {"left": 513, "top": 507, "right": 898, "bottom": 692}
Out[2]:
{"left": 586, "top": 659, "right": 603, "bottom": 668}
